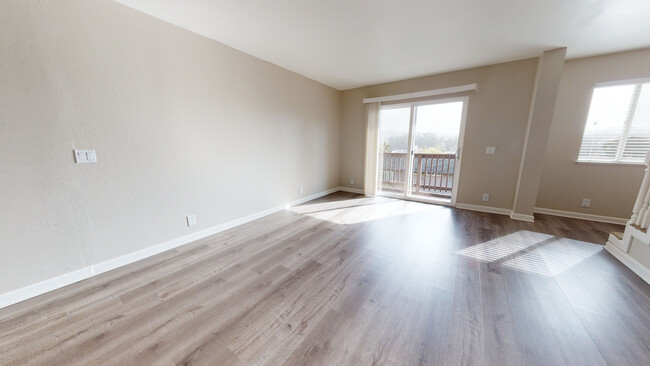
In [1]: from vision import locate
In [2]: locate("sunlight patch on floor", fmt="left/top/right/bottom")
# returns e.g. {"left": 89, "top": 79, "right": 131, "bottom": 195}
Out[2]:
{"left": 289, "top": 197, "right": 376, "bottom": 214}
{"left": 456, "top": 230, "right": 553, "bottom": 262}
{"left": 290, "top": 199, "right": 436, "bottom": 225}
{"left": 502, "top": 238, "right": 602, "bottom": 277}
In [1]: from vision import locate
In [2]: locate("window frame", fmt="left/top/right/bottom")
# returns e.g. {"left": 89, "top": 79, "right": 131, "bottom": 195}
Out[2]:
{"left": 576, "top": 77, "right": 650, "bottom": 165}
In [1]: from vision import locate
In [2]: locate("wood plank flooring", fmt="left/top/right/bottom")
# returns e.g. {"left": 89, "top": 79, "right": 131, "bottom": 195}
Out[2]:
{"left": 0, "top": 192, "right": 648, "bottom": 365}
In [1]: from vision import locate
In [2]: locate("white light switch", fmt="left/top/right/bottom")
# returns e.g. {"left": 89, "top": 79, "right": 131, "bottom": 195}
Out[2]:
{"left": 74, "top": 149, "right": 97, "bottom": 164}
{"left": 485, "top": 147, "right": 496, "bottom": 155}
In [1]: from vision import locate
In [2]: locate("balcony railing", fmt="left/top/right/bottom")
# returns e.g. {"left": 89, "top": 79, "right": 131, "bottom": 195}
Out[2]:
{"left": 381, "top": 152, "right": 456, "bottom": 198}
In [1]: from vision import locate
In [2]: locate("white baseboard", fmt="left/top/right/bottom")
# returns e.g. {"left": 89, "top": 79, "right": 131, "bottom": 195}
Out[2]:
{"left": 454, "top": 204, "right": 628, "bottom": 225}
{"left": 455, "top": 203, "right": 511, "bottom": 216}
{"left": 455, "top": 203, "right": 535, "bottom": 223}
{"left": 338, "top": 187, "right": 364, "bottom": 194}
{"left": 509, "top": 212, "right": 535, "bottom": 223}
{"left": 0, "top": 186, "right": 341, "bottom": 310}
{"left": 0, "top": 267, "right": 96, "bottom": 311}
{"left": 605, "top": 242, "right": 650, "bottom": 284}
{"left": 534, "top": 207, "right": 627, "bottom": 225}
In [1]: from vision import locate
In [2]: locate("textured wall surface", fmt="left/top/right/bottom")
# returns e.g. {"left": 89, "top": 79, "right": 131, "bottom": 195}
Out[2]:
{"left": 0, "top": 0, "right": 340, "bottom": 293}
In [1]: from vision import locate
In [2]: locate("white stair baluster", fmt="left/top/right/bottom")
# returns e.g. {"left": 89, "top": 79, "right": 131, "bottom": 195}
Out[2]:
{"left": 634, "top": 152, "right": 650, "bottom": 228}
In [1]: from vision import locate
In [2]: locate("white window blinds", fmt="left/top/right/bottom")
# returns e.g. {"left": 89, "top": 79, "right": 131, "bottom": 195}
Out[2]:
{"left": 578, "top": 80, "right": 650, "bottom": 163}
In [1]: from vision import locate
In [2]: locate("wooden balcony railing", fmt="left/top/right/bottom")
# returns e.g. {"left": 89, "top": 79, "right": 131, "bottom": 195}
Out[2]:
{"left": 381, "top": 152, "right": 456, "bottom": 198}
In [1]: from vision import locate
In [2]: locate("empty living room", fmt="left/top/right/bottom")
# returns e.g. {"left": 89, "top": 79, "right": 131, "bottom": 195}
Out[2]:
{"left": 2, "top": 1, "right": 650, "bottom": 365}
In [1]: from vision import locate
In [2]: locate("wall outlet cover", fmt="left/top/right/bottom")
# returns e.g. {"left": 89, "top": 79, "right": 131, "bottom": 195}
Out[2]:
{"left": 350, "top": 178, "right": 355, "bottom": 185}
{"left": 74, "top": 149, "right": 97, "bottom": 164}
{"left": 186, "top": 215, "right": 197, "bottom": 226}
{"left": 482, "top": 193, "right": 490, "bottom": 201}
{"left": 581, "top": 198, "right": 591, "bottom": 208}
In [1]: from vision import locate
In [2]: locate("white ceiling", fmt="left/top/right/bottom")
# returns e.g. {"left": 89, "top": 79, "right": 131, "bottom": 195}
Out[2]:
{"left": 113, "top": 0, "right": 650, "bottom": 90}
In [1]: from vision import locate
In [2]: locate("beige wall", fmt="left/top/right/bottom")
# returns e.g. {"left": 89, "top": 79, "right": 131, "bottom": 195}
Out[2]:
{"left": 340, "top": 59, "right": 539, "bottom": 209}
{"left": 537, "top": 48, "right": 650, "bottom": 219}
{"left": 0, "top": 0, "right": 340, "bottom": 294}
{"left": 512, "top": 48, "right": 566, "bottom": 219}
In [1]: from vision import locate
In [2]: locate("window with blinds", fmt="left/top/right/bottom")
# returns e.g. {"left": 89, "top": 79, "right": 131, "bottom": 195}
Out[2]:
{"left": 578, "top": 80, "right": 650, "bottom": 163}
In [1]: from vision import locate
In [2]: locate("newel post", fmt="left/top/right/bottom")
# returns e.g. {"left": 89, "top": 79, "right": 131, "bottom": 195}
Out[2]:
{"left": 630, "top": 151, "right": 650, "bottom": 226}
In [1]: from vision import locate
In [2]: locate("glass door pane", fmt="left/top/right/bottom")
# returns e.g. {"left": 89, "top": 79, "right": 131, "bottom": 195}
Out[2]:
{"left": 410, "top": 101, "right": 463, "bottom": 199}
{"left": 378, "top": 106, "right": 411, "bottom": 196}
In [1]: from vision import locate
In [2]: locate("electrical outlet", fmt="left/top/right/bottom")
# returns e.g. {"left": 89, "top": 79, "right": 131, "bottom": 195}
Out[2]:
{"left": 482, "top": 193, "right": 490, "bottom": 202}
{"left": 186, "top": 215, "right": 197, "bottom": 227}
{"left": 73, "top": 149, "right": 97, "bottom": 164}
{"left": 350, "top": 178, "right": 355, "bottom": 185}
{"left": 485, "top": 147, "right": 496, "bottom": 155}
{"left": 581, "top": 198, "right": 591, "bottom": 208}
{"left": 299, "top": 187, "right": 304, "bottom": 195}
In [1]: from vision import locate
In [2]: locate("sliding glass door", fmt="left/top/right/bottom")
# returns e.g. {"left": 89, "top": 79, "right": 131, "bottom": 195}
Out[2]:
{"left": 377, "top": 97, "right": 467, "bottom": 205}
{"left": 377, "top": 105, "right": 412, "bottom": 195}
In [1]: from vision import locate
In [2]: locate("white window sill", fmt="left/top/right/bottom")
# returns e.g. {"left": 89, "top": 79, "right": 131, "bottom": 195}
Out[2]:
{"left": 575, "top": 160, "right": 645, "bottom": 166}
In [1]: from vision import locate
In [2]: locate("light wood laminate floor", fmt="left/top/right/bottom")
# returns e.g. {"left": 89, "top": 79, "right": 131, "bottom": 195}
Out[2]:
{"left": 1, "top": 192, "right": 649, "bottom": 365}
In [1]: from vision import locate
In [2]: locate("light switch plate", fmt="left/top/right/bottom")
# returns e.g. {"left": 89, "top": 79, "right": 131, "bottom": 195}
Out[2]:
{"left": 485, "top": 147, "right": 496, "bottom": 155}
{"left": 74, "top": 149, "right": 97, "bottom": 164}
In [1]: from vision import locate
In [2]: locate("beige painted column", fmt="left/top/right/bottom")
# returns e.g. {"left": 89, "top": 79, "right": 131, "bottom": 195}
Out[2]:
{"left": 511, "top": 48, "right": 567, "bottom": 222}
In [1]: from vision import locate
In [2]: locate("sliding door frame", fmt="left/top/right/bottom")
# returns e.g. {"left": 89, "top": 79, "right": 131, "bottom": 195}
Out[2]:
{"left": 377, "top": 96, "right": 469, "bottom": 207}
